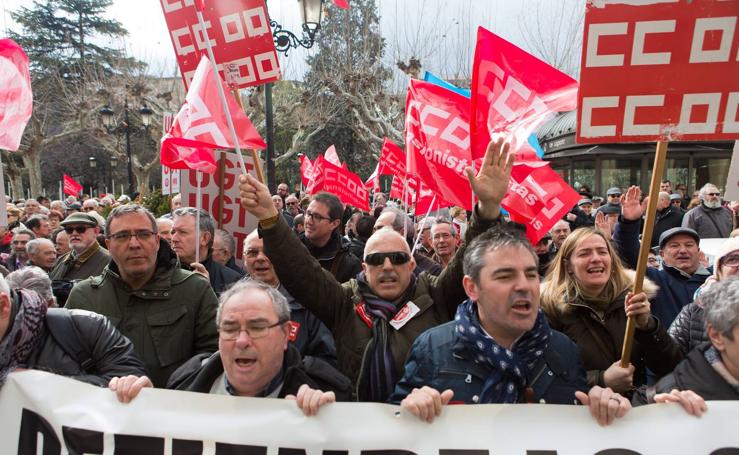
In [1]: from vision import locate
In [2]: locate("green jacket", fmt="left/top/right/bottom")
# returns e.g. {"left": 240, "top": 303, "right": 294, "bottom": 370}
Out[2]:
{"left": 49, "top": 241, "right": 111, "bottom": 282}
{"left": 65, "top": 240, "right": 219, "bottom": 387}
{"left": 260, "top": 207, "right": 498, "bottom": 400}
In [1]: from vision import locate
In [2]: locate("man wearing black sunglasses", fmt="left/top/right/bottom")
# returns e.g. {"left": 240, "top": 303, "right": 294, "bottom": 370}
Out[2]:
{"left": 239, "top": 138, "right": 513, "bottom": 402}
{"left": 682, "top": 183, "right": 732, "bottom": 239}
{"left": 49, "top": 212, "right": 110, "bottom": 287}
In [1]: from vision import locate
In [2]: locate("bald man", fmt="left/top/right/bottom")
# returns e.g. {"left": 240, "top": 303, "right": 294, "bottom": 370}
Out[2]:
{"left": 238, "top": 139, "right": 513, "bottom": 402}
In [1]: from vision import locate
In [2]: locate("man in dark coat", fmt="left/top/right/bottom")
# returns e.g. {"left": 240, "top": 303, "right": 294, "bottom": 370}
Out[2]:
{"left": 651, "top": 191, "right": 684, "bottom": 248}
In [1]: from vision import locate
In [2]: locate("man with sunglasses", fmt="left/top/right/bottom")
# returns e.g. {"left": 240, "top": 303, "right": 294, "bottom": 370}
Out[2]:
{"left": 238, "top": 139, "right": 512, "bottom": 402}
{"left": 682, "top": 183, "right": 732, "bottom": 239}
{"left": 66, "top": 204, "right": 219, "bottom": 387}
{"left": 49, "top": 212, "right": 110, "bottom": 284}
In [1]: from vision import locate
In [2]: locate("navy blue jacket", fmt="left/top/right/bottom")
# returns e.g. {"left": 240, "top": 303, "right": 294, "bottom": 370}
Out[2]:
{"left": 389, "top": 321, "right": 587, "bottom": 405}
{"left": 613, "top": 217, "right": 710, "bottom": 327}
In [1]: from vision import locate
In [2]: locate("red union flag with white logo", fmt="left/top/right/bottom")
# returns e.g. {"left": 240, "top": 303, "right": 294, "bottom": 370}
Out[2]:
{"left": 63, "top": 174, "right": 83, "bottom": 197}
{"left": 0, "top": 39, "right": 32, "bottom": 151}
{"left": 306, "top": 155, "right": 369, "bottom": 211}
{"left": 379, "top": 138, "right": 406, "bottom": 177}
{"left": 406, "top": 79, "right": 477, "bottom": 211}
{"left": 299, "top": 154, "right": 314, "bottom": 188}
{"left": 470, "top": 26, "right": 578, "bottom": 161}
{"left": 161, "top": 56, "right": 266, "bottom": 174}
{"left": 160, "top": 0, "right": 280, "bottom": 89}
{"left": 577, "top": 0, "right": 739, "bottom": 143}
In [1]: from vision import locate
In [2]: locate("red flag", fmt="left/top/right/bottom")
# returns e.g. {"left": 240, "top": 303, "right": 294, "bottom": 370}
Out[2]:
{"left": 308, "top": 155, "right": 369, "bottom": 211}
{"left": 0, "top": 39, "right": 33, "bottom": 151}
{"left": 63, "top": 175, "right": 83, "bottom": 196}
{"left": 324, "top": 145, "right": 341, "bottom": 166}
{"left": 470, "top": 27, "right": 578, "bottom": 161}
{"left": 161, "top": 56, "right": 266, "bottom": 174}
{"left": 365, "top": 163, "right": 381, "bottom": 192}
{"left": 332, "top": 0, "right": 350, "bottom": 9}
{"left": 299, "top": 154, "right": 314, "bottom": 188}
{"left": 405, "top": 79, "right": 477, "bottom": 211}
{"left": 379, "top": 137, "right": 406, "bottom": 177}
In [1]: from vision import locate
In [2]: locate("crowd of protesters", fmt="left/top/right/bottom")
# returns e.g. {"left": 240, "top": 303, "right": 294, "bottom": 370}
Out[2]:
{"left": 1, "top": 140, "right": 738, "bottom": 423}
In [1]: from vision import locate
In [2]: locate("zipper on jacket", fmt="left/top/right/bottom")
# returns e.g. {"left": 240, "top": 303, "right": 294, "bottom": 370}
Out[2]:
{"left": 355, "top": 339, "right": 374, "bottom": 399}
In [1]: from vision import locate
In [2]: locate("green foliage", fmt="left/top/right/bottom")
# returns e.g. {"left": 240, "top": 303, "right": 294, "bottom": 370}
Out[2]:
{"left": 141, "top": 189, "right": 171, "bottom": 218}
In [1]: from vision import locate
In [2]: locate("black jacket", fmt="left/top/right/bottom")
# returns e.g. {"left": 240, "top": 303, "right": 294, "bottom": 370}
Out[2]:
{"left": 14, "top": 303, "right": 147, "bottom": 387}
{"left": 567, "top": 208, "right": 595, "bottom": 231}
{"left": 633, "top": 343, "right": 739, "bottom": 404}
{"left": 199, "top": 254, "right": 242, "bottom": 296}
{"left": 668, "top": 302, "right": 708, "bottom": 357}
{"left": 167, "top": 345, "right": 352, "bottom": 400}
{"left": 651, "top": 206, "right": 684, "bottom": 248}
{"left": 299, "top": 230, "right": 362, "bottom": 283}
{"left": 280, "top": 285, "right": 337, "bottom": 365}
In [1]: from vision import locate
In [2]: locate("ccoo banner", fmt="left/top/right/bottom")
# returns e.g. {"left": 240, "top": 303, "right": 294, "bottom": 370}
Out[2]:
{"left": 2, "top": 371, "right": 739, "bottom": 455}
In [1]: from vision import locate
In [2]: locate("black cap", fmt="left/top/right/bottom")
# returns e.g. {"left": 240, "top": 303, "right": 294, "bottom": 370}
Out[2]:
{"left": 670, "top": 193, "right": 682, "bottom": 201}
{"left": 658, "top": 227, "right": 699, "bottom": 249}
{"left": 598, "top": 204, "right": 621, "bottom": 215}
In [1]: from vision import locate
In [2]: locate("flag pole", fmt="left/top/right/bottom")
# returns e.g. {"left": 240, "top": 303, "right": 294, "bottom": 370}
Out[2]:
{"left": 195, "top": 170, "right": 202, "bottom": 264}
{"left": 229, "top": 86, "right": 266, "bottom": 184}
{"left": 411, "top": 195, "right": 437, "bottom": 256}
{"left": 194, "top": 5, "right": 250, "bottom": 178}
{"left": 620, "top": 140, "right": 668, "bottom": 367}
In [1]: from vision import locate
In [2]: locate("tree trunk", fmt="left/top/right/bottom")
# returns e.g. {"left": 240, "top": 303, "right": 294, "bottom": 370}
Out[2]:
{"left": 133, "top": 165, "right": 151, "bottom": 195}
{"left": 21, "top": 147, "right": 43, "bottom": 197}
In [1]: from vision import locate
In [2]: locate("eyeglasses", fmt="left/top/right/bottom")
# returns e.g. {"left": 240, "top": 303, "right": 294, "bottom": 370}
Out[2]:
{"left": 304, "top": 210, "right": 331, "bottom": 222}
{"left": 64, "top": 226, "right": 91, "bottom": 234}
{"left": 286, "top": 201, "right": 298, "bottom": 206}
{"left": 608, "top": 194, "right": 621, "bottom": 198}
{"left": 364, "top": 251, "right": 411, "bottom": 266}
{"left": 707, "top": 192, "right": 721, "bottom": 197}
{"left": 721, "top": 254, "right": 739, "bottom": 268}
{"left": 218, "top": 321, "right": 284, "bottom": 340}
{"left": 107, "top": 230, "right": 156, "bottom": 243}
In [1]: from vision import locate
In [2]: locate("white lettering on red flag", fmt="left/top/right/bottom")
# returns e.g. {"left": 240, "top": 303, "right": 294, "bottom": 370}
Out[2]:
{"left": 577, "top": 0, "right": 739, "bottom": 143}
{"left": 160, "top": 0, "right": 280, "bottom": 89}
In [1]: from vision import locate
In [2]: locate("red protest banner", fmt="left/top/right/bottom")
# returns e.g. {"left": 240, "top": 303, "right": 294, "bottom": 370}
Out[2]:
{"left": 577, "top": 0, "right": 739, "bottom": 143}
{"left": 406, "top": 79, "right": 476, "bottom": 211}
{"left": 379, "top": 138, "right": 406, "bottom": 177}
{"left": 299, "top": 154, "right": 314, "bottom": 188}
{"left": 160, "top": 0, "right": 280, "bottom": 89}
{"left": 470, "top": 26, "right": 578, "bottom": 161}
{"left": 308, "top": 155, "right": 370, "bottom": 211}
{"left": 63, "top": 175, "right": 83, "bottom": 196}
{"left": 0, "top": 39, "right": 32, "bottom": 151}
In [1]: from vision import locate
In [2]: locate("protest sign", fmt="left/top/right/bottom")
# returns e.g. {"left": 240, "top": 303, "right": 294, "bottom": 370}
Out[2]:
{"left": 726, "top": 141, "right": 739, "bottom": 201}
{"left": 2, "top": 370, "right": 739, "bottom": 455}
{"left": 577, "top": 0, "right": 739, "bottom": 143}
{"left": 160, "top": 0, "right": 280, "bottom": 89}
{"left": 180, "top": 149, "right": 260, "bottom": 260}
{"left": 161, "top": 165, "right": 181, "bottom": 196}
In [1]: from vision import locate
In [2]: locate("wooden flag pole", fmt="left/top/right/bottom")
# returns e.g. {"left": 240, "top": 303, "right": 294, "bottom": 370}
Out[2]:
{"left": 620, "top": 140, "right": 669, "bottom": 367}
{"left": 230, "top": 87, "right": 266, "bottom": 184}
{"left": 217, "top": 151, "right": 226, "bottom": 229}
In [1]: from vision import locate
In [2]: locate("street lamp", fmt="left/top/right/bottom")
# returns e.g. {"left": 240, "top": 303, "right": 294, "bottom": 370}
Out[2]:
{"left": 99, "top": 102, "right": 152, "bottom": 196}
{"left": 265, "top": 0, "right": 324, "bottom": 192}
{"left": 88, "top": 156, "right": 97, "bottom": 168}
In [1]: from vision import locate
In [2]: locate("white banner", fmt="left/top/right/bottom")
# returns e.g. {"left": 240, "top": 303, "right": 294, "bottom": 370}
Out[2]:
{"left": 1, "top": 371, "right": 738, "bottom": 454}
{"left": 180, "top": 150, "right": 261, "bottom": 261}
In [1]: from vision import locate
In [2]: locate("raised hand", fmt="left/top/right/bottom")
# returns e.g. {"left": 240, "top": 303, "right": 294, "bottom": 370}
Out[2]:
{"left": 595, "top": 211, "right": 612, "bottom": 239}
{"left": 464, "top": 138, "right": 513, "bottom": 219}
{"left": 620, "top": 185, "right": 643, "bottom": 221}
{"left": 239, "top": 174, "right": 279, "bottom": 221}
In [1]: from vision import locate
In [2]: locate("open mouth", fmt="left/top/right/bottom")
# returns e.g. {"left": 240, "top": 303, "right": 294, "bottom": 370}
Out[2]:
{"left": 235, "top": 358, "right": 256, "bottom": 367}
{"left": 587, "top": 267, "right": 605, "bottom": 275}
{"left": 511, "top": 301, "right": 532, "bottom": 312}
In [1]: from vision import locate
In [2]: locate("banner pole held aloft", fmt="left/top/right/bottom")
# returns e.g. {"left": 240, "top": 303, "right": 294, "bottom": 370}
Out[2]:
{"left": 230, "top": 86, "right": 266, "bottom": 184}
{"left": 620, "top": 140, "right": 668, "bottom": 367}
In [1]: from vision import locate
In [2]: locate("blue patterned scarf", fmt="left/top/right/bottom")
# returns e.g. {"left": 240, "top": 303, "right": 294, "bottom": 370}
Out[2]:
{"left": 455, "top": 299, "right": 551, "bottom": 403}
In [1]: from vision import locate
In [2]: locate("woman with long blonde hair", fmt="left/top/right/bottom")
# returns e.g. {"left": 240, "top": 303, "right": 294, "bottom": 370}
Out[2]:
{"left": 541, "top": 226, "right": 682, "bottom": 395}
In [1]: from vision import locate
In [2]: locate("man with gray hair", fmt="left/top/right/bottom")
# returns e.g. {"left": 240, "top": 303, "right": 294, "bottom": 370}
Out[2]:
{"left": 374, "top": 207, "right": 442, "bottom": 276}
{"left": 430, "top": 218, "right": 458, "bottom": 269}
{"left": 682, "top": 183, "right": 733, "bottom": 238}
{"left": 171, "top": 207, "right": 242, "bottom": 295}
{"left": 212, "top": 228, "right": 244, "bottom": 275}
{"left": 66, "top": 204, "right": 219, "bottom": 387}
{"left": 6, "top": 266, "right": 56, "bottom": 307}
{"left": 26, "top": 238, "right": 57, "bottom": 272}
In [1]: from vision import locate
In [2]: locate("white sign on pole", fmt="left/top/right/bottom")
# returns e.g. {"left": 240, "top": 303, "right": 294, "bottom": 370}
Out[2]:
{"left": 181, "top": 150, "right": 260, "bottom": 261}
{"left": 725, "top": 141, "right": 739, "bottom": 202}
{"left": 1, "top": 371, "right": 738, "bottom": 455}
{"left": 161, "top": 165, "right": 180, "bottom": 196}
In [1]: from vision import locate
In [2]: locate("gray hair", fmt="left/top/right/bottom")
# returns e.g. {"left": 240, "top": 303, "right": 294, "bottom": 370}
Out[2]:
{"left": 105, "top": 204, "right": 158, "bottom": 236}
{"left": 12, "top": 228, "right": 36, "bottom": 240}
{"left": 463, "top": 226, "right": 537, "bottom": 285}
{"left": 26, "top": 238, "right": 54, "bottom": 257}
{"left": 380, "top": 207, "right": 415, "bottom": 238}
{"left": 215, "top": 229, "right": 236, "bottom": 255}
{"left": 431, "top": 218, "right": 457, "bottom": 238}
{"left": 83, "top": 199, "right": 99, "bottom": 208}
{"left": 173, "top": 207, "right": 216, "bottom": 250}
{"left": 702, "top": 277, "right": 739, "bottom": 340}
{"left": 6, "top": 266, "right": 54, "bottom": 303}
{"left": 216, "top": 278, "right": 290, "bottom": 325}
{"left": 699, "top": 183, "right": 719, "bottom": 199}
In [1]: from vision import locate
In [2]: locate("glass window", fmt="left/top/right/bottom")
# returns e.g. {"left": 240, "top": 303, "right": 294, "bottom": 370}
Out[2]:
{"left": 572, "top": 160, "right": 595, "bottom": 194}
{"left": 647, "top": 157, "right": 690, "bottom": 193}
{"left": 601, "top": 159, "right": 641, "bottom": 192}
{"left": 693, "top": 157, "right": 730, "bottom": 193}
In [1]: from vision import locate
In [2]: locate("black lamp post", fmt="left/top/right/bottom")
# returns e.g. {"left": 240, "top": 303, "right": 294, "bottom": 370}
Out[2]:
{"left": 99, "top": 102, "right": 153, "bottom": 196}
{"left": 265, "top": 0, "right": 324, "bottom": 192}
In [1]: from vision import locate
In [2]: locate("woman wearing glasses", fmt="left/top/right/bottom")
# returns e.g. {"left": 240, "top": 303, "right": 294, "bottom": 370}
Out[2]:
{"left": 669, "top": 237, "right": 739, "bottom": 356}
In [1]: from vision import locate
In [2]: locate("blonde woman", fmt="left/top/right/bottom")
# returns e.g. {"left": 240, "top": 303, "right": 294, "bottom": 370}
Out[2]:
{"left": 541, "top": 228, "right": 682, "bottom": 395}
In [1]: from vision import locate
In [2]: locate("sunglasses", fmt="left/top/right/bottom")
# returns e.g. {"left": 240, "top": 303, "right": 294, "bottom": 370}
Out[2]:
{"left": 64, "top": 226, "right": 91, "bottom": 234}
{"left": 364, "top": 251, "right": 411, "bottom": 266}
{"left": 707, "top": 192, "right": 721, "bottom": 197}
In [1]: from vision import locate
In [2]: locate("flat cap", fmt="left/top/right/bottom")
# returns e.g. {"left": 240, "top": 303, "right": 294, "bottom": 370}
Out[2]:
{"left": 659, "top": 227, "right": 699, "bottom": 249}
{"left": 60, "top": 212, "right": 98, "bottom": 227}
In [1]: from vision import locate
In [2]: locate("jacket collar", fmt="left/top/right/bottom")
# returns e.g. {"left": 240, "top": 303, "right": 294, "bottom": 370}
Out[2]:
{"left": 300, "top": 230, "right": 343, "bottom": 261}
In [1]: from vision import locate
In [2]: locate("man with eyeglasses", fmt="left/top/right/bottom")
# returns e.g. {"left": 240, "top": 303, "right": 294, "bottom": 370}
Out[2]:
{"left": 596, "top": 187, "right": 622, "bottom": 215}
{"left": 238, "top": 138, "right": 512, "bottom": 402}
{"left": 285, "top": 195, "right": 301, "bottom": 217}
{"left": 49, "top": 213, "right": 110, "bottom": 284}
{"left": 65, "top": 204, "right": 219, "bottom": 387}
{"left": 682, "top": 183, "right": 732, "bottom": 239}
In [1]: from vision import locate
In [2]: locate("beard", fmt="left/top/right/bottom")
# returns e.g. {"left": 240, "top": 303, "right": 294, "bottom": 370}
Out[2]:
{"left": 703, "top": 199, "right": 722, "bottom": 209}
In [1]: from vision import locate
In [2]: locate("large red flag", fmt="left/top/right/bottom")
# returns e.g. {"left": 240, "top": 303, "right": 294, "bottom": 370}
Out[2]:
{"left": 63, "top": 175, "right": 83, "bottom": 196}
{"left": 406, "top": 79, "right": 477, "bottom": 211}
{"left": 332, "top": 0, "right": 350, "bottom": 9}
{"left": 378, "top": 137, "right": 406, "bottom": 177}
{"left": 308, "top": 155, "right": 369, "bottom": 211}
{"left": 470, "top": 27, "right": 578, "bottom": 161}
{"left": 0, "top": 39, "right": 32, "bottom": 151}
{"left": 161, "top": 56, "right": 266, "bottom": 174}
{"left": 299, "top": 154, "right": 314, "bottom": 188}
